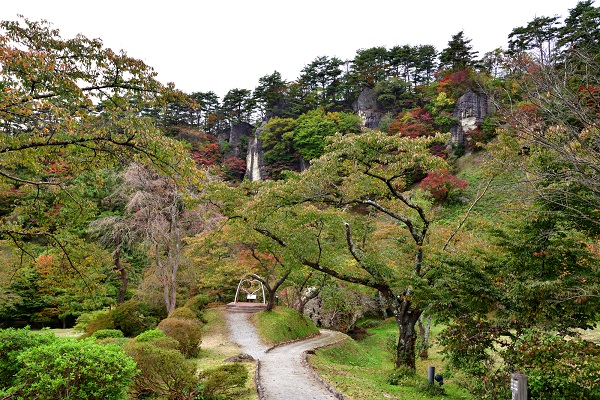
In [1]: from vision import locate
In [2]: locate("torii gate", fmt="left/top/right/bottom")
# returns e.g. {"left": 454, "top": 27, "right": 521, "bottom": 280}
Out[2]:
{"left": 233, "top": 274, "right": 266, "bottom": 304}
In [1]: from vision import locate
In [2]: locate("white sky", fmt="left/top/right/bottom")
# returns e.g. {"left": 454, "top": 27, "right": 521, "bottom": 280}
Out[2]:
{"left": 2, "top": 0, "right": 587, "bottom": 98}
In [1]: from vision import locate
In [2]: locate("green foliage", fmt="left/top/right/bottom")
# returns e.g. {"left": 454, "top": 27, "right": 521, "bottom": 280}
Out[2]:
{"left": 255, "top": 307, "right": 319, "bottom": 344}
{"left": 82, "top": 310, "right": 116, "bottom": 337}
{"left": 373, "top": 78, "right": 414, "bottom": 111}
{"left": 135, "top": 328, "right": 166, "bottom": 343}
{"left": 0, "top": 327, "right": 57, "bottom": 390}
{"left": 74, "top": 310, "right": 111, "bottom": 332}
{"left": 439, "top": 31, "right": 478, "bottom": 71}
{"left": 510, "top": 329, "right": 600, "bottom": 400}
{"left": 124, "top": 341, "right": 198, "bottom": 399}
{"left": 0, "top": 16, "right": 198, "bottom": 271}
{"left": 199, "top": 363, "right": 249, "bottom": 399}
{"left": 293, "top": 108, "right": 361, "bottom": 161}
{"left": 9, "top": 338, "right": 136, "bottom": 400}
{"left": 184, "top": 293, "right": 210, "bottom": 320}
{"left": 112, "top": 299, "right": 159, "bottom": 337}
{"left": 91, "top": 329, "right": 124, "bottom": 340}
{"left": 157, "top": 317, "right": 202, "bottom": 358}
{"left": 169, "top": 306, "right": 198, "bottom": 320}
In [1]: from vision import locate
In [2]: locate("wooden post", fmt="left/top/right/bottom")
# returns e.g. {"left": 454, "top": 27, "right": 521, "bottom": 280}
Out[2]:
{"left": 510, "top": 373, "right": 528, "bottom": 400}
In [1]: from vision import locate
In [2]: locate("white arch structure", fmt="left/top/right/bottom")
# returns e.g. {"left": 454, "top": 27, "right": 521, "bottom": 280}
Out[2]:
{"left": 234, "top": 274, "right": 266, "bottom": 304}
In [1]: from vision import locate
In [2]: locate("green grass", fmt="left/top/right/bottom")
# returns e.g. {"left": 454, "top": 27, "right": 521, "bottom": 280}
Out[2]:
{"left": 309, "top": 318, "right": 474, "bottom": 400}
{"left": 253, "top": 306, "right": 319, "bottom": 345}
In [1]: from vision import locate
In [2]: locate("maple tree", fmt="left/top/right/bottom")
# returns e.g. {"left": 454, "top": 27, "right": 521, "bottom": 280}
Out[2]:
{"left": 0, "top": 17, "right": 197, "bottom": 259}
{"left": 212, "top": 130, "right": 450, "bottom": 369}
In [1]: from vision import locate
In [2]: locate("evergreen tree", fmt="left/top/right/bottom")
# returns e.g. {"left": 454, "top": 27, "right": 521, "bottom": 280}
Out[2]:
{"left": 439, "top": 31, "right": 478, "bottom": 71}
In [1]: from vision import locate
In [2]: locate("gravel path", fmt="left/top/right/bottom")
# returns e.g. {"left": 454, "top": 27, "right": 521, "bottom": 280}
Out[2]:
{"left": 226, "top": 312, "right": 347, "bottom": 400}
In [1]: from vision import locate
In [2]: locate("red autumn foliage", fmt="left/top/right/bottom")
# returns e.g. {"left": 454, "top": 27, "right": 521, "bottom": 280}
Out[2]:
{"left": 388, "top": 108, "right": 436, "bottom": 138}
{"left": 437, "top": 70, "right": 475, "bottom": 97}
{"left": 579, "top": 84, "right": 600, "bottom": 113}
{"left": 191, "top": 142, "right": 221, "bottom": 166}
{"left": 419, "top": 169, "right": 468, "bottom": 201}
{"left": 223, "top": 157, "right": 246, "bottom": 180}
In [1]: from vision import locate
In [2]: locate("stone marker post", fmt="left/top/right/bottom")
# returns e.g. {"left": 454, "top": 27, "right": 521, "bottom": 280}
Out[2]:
{"left": 428, "top": 366, "right": 435, "bottom": 385}
{"left": 511, "top": 373, "right": 528, "bottom": 400}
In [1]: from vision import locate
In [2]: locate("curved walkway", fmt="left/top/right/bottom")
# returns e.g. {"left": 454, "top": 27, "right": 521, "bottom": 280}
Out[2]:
{"left": 226, "top": 311, "right": 347, "bottom": 400}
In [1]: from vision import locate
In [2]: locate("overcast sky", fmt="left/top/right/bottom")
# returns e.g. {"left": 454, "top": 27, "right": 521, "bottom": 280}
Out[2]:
{"left": 2, "top": 0, "right": 587, "bottom": 98}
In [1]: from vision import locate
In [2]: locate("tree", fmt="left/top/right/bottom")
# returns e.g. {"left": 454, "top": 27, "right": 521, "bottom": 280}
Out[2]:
{"left": 89, "top": 215, "right": 135, "bottom": 305}
{"left": 99, "top": 164, "right": 202, "bottom": 316}
{"left": 292, "top": 108, "right": 361, "bottom": 162}
{"left": 253, "top": 71, "right": 288, "bottom": 118}
{"left": 188, "top": 91, "right": 222, "bottom": 134}
{"left": 214, "top": 131, "right": 449, "bottom": 369}
{"left": 439, "top": 31, "right": 478, "bottom": 71}
{"left": 351, "top": 46, "right": 390, "bottom": 87}
{"left": 222, "top": 88, "right": 255, "bottom": 124}
{"left": 0, "top": 17, "right": 196, "bottom": 268}
{"left": 508, "top": 16, "right": 561, "bottom": 65}
{"left": 557, "top": 0, "right": 600, "bottom": 53}
{"left": 492, "top": 46, "right": 600, "bottom": 234}
{"left": 298, "top": 56, "right": 344, "bottom": 110}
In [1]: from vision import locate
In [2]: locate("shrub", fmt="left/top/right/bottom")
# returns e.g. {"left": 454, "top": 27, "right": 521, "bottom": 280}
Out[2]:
{"left": 157, "top": 318, "right": 202, "bottom": 358}
{"left": 184, "top": 293, "right": 210, "bottom": 314}
{"left": 74, "top": 309, "right": 112, "bottom": 332}
{"left": 511, "top": 329, "right": 600, "bottom": 400}
{"left": 416, "top": 379, "right": 446, "bottom": 396}
{"left": 112, "top": 299, "right": 158, "bottom": 337}
{"left": 0, "top": 327, "right": 57, "bottom": 390}
{"left": 124, "top": 341, "right": 198, "bottom": 399}
{"left": 199, "top": 363, "right": 248, "bottom": 399}
{"left": 82, "top": 310, "right": 115, "bottom": 337}
{"left": 135, "top": 328, "right": 166, "bottom": 342}
{"left": 419, "top": 169, "right": 468, "bottom": 202}
{"left": 169, "top": 306, "right": 198, "bottom": 321}
{"left": 10, "top": 338, "right": 136, "bottom": 400}
{"left": 91, "top": 329, "right": 124, "bottom": 340}
{"left": 94, "top": 337, "right": 130, "bottom": 347}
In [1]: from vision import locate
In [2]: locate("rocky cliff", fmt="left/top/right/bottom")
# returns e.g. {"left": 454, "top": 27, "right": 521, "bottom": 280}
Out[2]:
{"left": 450, "top": 89, "right": 493, "bottom": 147}
{"left": 352, "top": 87, "right": 386, "bottom": 129}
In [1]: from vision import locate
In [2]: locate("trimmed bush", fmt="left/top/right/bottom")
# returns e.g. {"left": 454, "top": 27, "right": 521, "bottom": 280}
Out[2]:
{"left": 74, "top": 310, "right": 112, "bottom": 332}
{"left": 199, "top": 363, "right": 248, "bottom": 399}
{"left": 124, "top": 341, "right": 198, "bottom": 399}
{"left": 83, "top": 311, "right": 115, "bottom": 337}
{"left": 112, "top": 299, "right": 158, "bottom": 337}
{"left": 0, "top": 327, "right": 57, "bottom": 390}
{"left": 169, "top": 306, "right": 198, "bottom": 321}
{"left": 91, "top": 329, "right": 124, "bottom": 340}
{"left": 157, "top": 318, "right": 202, "bottom": 358}
{"left": 10, "top": 338, "right": 136, "bottom": 400}
{"left": 135, "top": 328, "right": 166, "bottom": 342}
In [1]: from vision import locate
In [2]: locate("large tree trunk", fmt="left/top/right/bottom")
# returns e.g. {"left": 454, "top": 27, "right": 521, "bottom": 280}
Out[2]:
{"left": 263, "top": 287, "right": 275, "bottom": 311}
{"left": 392, "top": 298, "right": 422, "bottom": 369}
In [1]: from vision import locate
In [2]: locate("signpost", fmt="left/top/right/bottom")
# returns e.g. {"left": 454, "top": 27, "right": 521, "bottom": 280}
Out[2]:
{"left": 511, "top": 373, "right": 528, "bottom": 400}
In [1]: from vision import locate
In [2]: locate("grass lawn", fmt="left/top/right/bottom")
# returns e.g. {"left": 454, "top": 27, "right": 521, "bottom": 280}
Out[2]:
{"left": 309, "top": 318, "right": 474, "bottom": 400}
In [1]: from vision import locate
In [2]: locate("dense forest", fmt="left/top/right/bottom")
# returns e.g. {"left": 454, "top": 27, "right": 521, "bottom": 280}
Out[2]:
{"left": 1, "top": 1, "right": 599, "bottom": 399}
